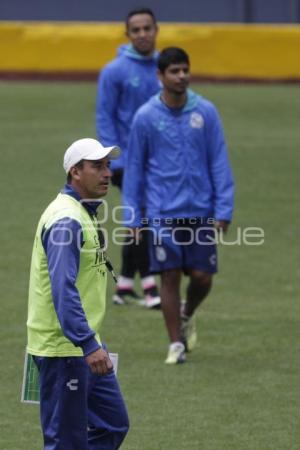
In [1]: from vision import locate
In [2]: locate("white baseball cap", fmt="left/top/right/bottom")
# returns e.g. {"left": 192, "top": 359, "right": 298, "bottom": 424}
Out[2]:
{"left": 63, "top": 138, "right": 121, "bottom": 173}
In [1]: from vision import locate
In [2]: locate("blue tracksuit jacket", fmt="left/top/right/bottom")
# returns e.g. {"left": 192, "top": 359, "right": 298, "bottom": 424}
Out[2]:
{"left": 122, "top": 89, "right": 235, "bottom": 226}
{"left": 96, "top": 44, "right": 160, "bottom": 171}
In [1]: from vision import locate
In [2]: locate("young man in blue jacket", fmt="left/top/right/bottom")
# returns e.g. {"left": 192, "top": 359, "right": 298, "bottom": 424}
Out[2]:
{"left": 123, "top": 48, "right": 235, "bottom": 364}
{"left": 96, "top": 8, "right": 161, "bottom": 308}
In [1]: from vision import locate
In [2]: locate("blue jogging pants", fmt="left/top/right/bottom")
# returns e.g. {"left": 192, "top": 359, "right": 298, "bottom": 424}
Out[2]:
{"left": 34, "top": 356, "right": 129, "bottom": 450}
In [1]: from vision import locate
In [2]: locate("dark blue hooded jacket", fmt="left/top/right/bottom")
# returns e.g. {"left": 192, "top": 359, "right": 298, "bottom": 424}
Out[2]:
{"left": 96, "top": 44, "right": 160, "bottom": 171}
{"left": 123, "top": 90, "right": 235, "bottom": 225}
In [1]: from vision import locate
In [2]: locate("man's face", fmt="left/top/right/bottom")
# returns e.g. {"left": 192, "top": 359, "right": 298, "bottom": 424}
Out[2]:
{"left": 159, "top": 62, "right": 190, "bottom": 95}
{"left": 126, "top": 13, "right": 157, "bottom": 56}
{"left": 73, "top": 158, "right": 112, "bottom": 199}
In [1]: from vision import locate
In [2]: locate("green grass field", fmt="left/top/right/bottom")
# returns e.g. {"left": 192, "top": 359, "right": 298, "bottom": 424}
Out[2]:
{"left": 0, "top": 81, "right": 299, "bottom": 450}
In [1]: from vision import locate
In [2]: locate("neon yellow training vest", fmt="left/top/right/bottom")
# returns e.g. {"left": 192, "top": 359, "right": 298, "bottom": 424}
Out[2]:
{"left": 27, "top": 193, "right": 107, "bottom": 357}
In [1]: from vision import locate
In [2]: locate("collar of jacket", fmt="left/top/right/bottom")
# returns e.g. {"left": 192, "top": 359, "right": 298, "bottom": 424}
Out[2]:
{"left": 155, "top": 89, "right": 200, "bottom": 113}
{"left": 62, "top": 184, "right": 101, "bottom": 217}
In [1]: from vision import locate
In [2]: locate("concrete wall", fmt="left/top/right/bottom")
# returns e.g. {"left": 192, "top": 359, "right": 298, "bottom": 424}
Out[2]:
{"left": 1, "top": 22, "right": 300, "bottom": 81}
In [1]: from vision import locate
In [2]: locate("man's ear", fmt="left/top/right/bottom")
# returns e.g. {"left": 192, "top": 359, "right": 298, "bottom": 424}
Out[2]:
{"left": 70, "top": 165, "right": 81, "bottom": 181}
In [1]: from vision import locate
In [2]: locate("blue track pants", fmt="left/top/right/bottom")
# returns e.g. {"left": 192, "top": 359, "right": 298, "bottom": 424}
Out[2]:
{"left": 34, "top": 356, "right": 129, "bottom": 450}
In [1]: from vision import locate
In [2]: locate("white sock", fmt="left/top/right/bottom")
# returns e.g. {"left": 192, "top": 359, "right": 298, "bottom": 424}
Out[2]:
{"left": 117, "top": 276, "right": 134, "bottom": 290}
{"left": 170, "top": 341, "right": 185, "bottom": 351}
{"left": 141, "top": 276, "right": 156, "bottom": 290}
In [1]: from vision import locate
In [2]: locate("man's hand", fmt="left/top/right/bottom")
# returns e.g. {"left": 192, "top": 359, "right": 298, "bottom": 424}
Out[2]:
{"left": 85, "top": 348, "right": 113, "bottom": 375}
{"left": 215, "top": 220, "right": 230, "bottom": 234}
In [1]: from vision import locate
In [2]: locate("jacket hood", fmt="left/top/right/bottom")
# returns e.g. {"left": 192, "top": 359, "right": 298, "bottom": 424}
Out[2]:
{"left": 117, "top": 44, "right": 159, "bottom": 62}
{"left": 152, "top": 89, "right": 200, "bottom": 113}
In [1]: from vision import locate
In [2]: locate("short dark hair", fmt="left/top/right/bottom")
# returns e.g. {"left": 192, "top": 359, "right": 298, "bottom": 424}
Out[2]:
{"left": 126, "top": 7, "right": 156, "bottom": 27}
{"left": 66, "top": 160, "right": 84, "bottom": 183}
{"left": 158, "top": 47, "right": 190, "bottom": 73}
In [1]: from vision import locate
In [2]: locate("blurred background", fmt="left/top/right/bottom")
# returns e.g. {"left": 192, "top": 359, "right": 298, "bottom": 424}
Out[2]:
{"left": 1, "top": 0, "right": 300, "bottom": 22}
{"left": 1, "top": 0, "right": 300, "bottom": 81}
{"left": 0, "top": 2, "right": 299, "bottom": 449}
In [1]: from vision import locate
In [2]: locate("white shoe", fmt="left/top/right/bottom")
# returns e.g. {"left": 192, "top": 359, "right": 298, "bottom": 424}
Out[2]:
{"left": 165, "top": 342, "right": 186, "bottom": 364}
{"left": 145, "top": 294, "right": 161, "bottom": 309}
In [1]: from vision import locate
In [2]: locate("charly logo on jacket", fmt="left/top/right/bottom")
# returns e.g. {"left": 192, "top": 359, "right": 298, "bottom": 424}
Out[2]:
{"left": 130, "top": 76, "right": 140, "bottom": 87}
{"left": 66, "top": 379, "right": 79, "bottom": 391}
{"left": 190, "top": 112, "right": 204, "bottom": 129}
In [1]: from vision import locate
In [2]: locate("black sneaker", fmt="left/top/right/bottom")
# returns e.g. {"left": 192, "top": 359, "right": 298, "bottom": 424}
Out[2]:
{"left": 112, "top": 289, "right": 144, "bottom": 305}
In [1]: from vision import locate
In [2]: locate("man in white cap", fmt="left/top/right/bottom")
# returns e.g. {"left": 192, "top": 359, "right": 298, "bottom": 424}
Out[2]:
{"left": 26, "top": 138, "right": 129, "bottom": 449}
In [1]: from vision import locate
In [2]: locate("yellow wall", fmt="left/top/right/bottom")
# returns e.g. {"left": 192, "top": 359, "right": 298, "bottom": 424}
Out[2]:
{"left": 0, "top": 22, "right": 299, "bottom": 79}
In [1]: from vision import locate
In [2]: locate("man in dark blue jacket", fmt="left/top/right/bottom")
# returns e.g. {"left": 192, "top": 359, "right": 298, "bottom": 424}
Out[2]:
{"left": 96, "top": 8, "right": 161, "bottom": 309}
{"left": 123, "top": 48, "right": 235, "bottom": 364}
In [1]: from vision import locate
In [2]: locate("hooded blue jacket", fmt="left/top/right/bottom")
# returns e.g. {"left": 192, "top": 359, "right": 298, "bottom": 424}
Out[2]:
{"left": 122, "top": 90, "right": 235, "bottom": 226}
{"left": 96, "top": 44, "right": 160, "bottom": 171}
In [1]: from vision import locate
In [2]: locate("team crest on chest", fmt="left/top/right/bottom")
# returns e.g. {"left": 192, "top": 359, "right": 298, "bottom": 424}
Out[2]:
{"left": 190, "top": 112, "right": 204, "bottom": 129}
{"left": 130, "top": 76, "right": 140, "bottom": 87}
{"left": 155, "top": 119, "right": 166, "bottom": 131}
